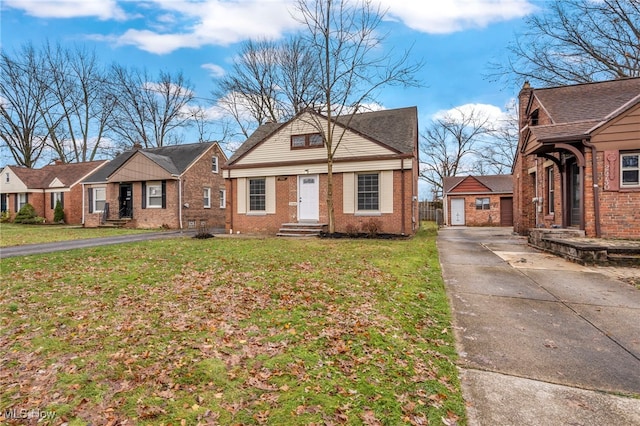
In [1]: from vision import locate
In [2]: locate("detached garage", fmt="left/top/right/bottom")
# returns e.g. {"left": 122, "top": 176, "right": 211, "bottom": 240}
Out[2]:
{"left": 443, "top": 175, "right": 513, "bottom": 227}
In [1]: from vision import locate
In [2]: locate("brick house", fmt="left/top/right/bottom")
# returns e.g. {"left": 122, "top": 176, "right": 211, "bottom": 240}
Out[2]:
{"left": 82, "top": 142, "right": 227, "bottom": 230}
{"left": 443, "top": 175, "right": 513, "bottom": 226}
{"left": 0, "top": 160, "right": 108, "bottom": 224}
{"left": 513, "top": 77, "right": 640, "bottom": 239}
{"left": 223, "top": 107, "right": 419, "bottom": 235}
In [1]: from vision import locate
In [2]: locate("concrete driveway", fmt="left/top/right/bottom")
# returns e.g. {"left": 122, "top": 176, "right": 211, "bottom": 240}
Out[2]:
{"left": 437, "top": 227, "right": 640, "bottom": 425}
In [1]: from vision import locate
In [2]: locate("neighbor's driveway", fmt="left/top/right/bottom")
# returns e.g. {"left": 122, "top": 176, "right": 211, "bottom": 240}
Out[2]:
{"left": 0, "top": 230, "right": 195, "bottom": 259}
{"left": 437, "top": 227, "right": 640, "bottom": 425}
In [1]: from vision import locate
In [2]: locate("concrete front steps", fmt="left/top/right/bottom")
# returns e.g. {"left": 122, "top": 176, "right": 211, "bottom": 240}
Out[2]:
{"left": 277, "top": 222, "right": 327, "bottom": 237}
{"left": 529, "top": 228, "right": 640, "bottom": 266}
{"left": 98, "top": 218, "right": 131, "bottom": 228}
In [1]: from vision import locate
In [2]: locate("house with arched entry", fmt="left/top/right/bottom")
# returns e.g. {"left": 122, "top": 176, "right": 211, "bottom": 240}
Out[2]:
{"left": 513, "top": 77, "right": 640, "bottom": 239}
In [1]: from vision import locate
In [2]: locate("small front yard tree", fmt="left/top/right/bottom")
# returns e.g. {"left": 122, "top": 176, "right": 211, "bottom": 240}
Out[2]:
{"left": 53, "top": 200, "right": 65, "bottom": 223}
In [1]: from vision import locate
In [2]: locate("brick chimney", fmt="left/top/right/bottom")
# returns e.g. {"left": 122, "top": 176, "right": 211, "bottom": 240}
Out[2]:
{"left": 133, "top": 142, "right": 143, "bottom": 150}
{"left": 518, "top": 81, "right": 533, "bottom": 130}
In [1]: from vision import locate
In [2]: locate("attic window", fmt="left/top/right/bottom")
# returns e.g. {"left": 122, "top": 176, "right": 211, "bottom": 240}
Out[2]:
{"left": 212, "top": 156, "right": 219, "bottom": 173}
{"left": 291, "top": 133, "right": 324, "bottom": 149}
{"left": 530, "top": 109, "right": 539, "bottom": 126}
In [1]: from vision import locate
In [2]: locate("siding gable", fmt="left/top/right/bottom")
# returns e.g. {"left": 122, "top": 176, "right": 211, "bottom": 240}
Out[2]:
{"left": 108, "top": 152, "right": 174, "bottom": 182}
{"left": 450, "top": 176, "right": 491, "bottom": 193}
{"left": 235, "top": 112, "right": 397, "bottom": 167}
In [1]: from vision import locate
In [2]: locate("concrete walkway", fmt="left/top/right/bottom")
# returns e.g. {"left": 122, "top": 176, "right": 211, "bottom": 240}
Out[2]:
{"left": 0, "top": 230, "right": 196, "bottom": 259}
{"left": 437, "top": 227, "right": 640, "bottom": 426}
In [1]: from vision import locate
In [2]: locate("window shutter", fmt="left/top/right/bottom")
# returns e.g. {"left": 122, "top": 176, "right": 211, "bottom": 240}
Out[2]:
{"left": 141, "top": 182, "right": 147, "bottom": 209}
{"left": 88, "top": 188, "right": 94, "bottom": 213}
{"left": 60, "top": 192, "right": 64, "bottom": 208}
{"left": 603, "top": 150, "right": 619, "bottom": 191}
{"left": 161, "top": 180, "right": 166, "bottom": 209}
{"left": 51, "top": 193, "right": 54, "bottom": 209}
{"left": 266, "top": 177, "right": 276, "bottom": 214}
{"left": 237, "top": 178, "right": 247, "bottom": 214}
{"left": 14, "top": 194, "right": 18, "bottom": 212}
{"left": 343, "top": 173, "right": 355, "bottom": 214}
{"left": 381, "top": 171, "right": 394, "bottom": 213}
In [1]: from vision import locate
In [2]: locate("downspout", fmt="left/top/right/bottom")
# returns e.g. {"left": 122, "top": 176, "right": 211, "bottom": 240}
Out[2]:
{"left": 173, "top": 174, "right": 182, "bottom": 230}
{"left": 400, "top": 159, "right": 406, "bottom": 235}
{"left": 81, "top": 183, "right": 85, "bottom": 225}
{"left": 228, "top": 169, "right": 234, "bottom": 233}
{"left": 583, "top": 139, "right": 601, "bottom": 237}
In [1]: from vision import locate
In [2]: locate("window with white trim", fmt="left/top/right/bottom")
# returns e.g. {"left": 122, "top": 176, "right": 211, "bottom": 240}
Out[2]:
{"left": 621, "top": 152, "right": 639, "bottom": 187}
{"left": 249, "top": 178, "right": 266, "bottom": 211}
{"left": 94, "top": 188, "right": 106, "bottom": 212}
{"left": 291, "top": 133, "right": 324, "bottom": 149}
{"left": 219, "top": 189, "right": 226, "bottom": 209}
{"left": 212, "top": 156, "right": 219, "bottom": 173}
{"left": 357, "top": 173, "right": 379, "bottom": 211}
{"left": 203, "top": 187, "right": 211, "bottom": 208}
{"left": 147, "top": 182, "right": 163, "bottom": 208}
{"left": 475, "top": 197, "right": 490, "bottom": 210}
{"left": 17, "top": 193, "right": 27, "bottom": 211}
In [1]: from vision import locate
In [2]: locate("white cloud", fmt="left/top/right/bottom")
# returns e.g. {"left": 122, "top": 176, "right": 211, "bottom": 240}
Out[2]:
{"left": 202, "top": 63, "right": 226, "bottom": 78}
{"left": 4, "top": 0, "right": 126, "bottom": 20}
{"left": 379, "top": 0, "right": 537, "bottom": 33}
{"left": 114, "top": 0, "right": 301, "bottom": 54}
{"left": 432, "top": 103, "right": 510, "bottom": 127}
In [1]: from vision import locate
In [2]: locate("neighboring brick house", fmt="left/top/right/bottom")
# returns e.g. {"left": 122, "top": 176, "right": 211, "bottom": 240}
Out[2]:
{"left": 513, "top": 77, "right": 640, "bottom": 239}
{"left": 223, "top": 107, "right": 419, "bottom": 235}
{"left": 82, "top": 142, "right": 227, "bottom": 229}
{"left": 443, "top": 175, "right": 513, "bottom": 226}
{"left": 0, "top": 160, "right": 108, "bottom": 224}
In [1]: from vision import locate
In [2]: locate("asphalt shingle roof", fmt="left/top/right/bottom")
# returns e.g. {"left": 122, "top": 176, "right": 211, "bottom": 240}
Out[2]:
{"left": 443, "top": 175, "right": 513, "bottom": 194}
{"left": 10, "top": 161, "right": 107, "bottom": 189}
{"left": 227, "top": 107, "right": 418, "bottom": 165}
{"left": 84, "top": 142, "right": 216, "bottom": 183}
{"left": 530, "top": 78, "right": 640, "bottom": 141}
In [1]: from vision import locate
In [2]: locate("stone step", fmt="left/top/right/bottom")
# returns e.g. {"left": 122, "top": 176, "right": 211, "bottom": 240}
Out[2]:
{"left": 277, "top": 222, "right": 327, "bottom": 237}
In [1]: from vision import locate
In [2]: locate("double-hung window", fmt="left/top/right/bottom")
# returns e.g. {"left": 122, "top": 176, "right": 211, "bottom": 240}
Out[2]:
{"left": 357, "top": 173, "right": 379, "bottom": 211}
{"left": 621, "top": 152, "right": 640, "bottom": 187}
{"left": 249, "top": 178, "right": 266, "bottom": 212}
{"left": 147, "top": 182, "right": 163, "bottom": 208}
{"left": 203, "top": 188, "right": 211, "bottom": 208}
{"left": 93, "top": 188, "right": 106, "bottom": 212}
{"left": 212, "top": 156, "right": 219, "bottom": 173}
{"left": 219, "top": 189, "right": 226, "bottom": 209}
{"left": 547, "top": 167, "right": 555, "bottom": 214}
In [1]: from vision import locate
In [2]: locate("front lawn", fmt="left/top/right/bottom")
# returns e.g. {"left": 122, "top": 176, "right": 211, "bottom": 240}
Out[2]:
{"left": 0, "top": 223, "right": 157, "bottom": 247}
{"left": 0, "top": 224, "right": 465, "bottom": 425}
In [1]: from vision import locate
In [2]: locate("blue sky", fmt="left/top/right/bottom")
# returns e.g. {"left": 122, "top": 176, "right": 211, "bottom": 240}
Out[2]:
{"left": 1, "top": 0, "right": 541, "bottom": 164}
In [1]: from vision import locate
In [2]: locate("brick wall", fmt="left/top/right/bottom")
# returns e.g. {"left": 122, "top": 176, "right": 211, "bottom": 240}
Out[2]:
{"left": 227, "top": 169, "right": 417, "bottom": 235}
{"left": 448, "top": 194, "right": 506, "bottom": 226}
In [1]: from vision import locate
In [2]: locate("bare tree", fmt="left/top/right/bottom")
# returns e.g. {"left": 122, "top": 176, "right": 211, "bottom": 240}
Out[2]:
{"left": 0, "top": 43, "right": 51, "bottom": 167}
{"left": 419, "top": 107, "right": 495, "bottom": 198}
{"left": 493, "top": 0, "right": 640, "bottom": 86}
{"left": 214, "top": 36, "right": 322, "bottom": 138}
{"left": 294, "top": 0, "right": 422, "bottom": 232}
{"left": 109, "top": 66, "right": 195, "bottom": 148}
{"left": 474, "top": 101, "right": 519, "bottom": 174}
{"left": 40, "top": 43, "right": 113, "bottom": 163}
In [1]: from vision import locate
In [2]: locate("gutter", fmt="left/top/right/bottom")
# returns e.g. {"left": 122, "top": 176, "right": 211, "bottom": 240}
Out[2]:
{"left": 172, "top": 174, "right": 183, "bottom": 230}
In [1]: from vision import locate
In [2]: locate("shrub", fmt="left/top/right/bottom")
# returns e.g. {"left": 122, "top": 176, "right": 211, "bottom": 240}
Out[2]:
{"left": 361, "top": 218, "right": 383, "bottom": 236}
{"left": 0, "top": 211, "right": 10, "bottom": 223}
{"left": 14, "top": 203, "right": 40, "bottom": 224}
{"left": 345, "top": 223, "right": 360, "bottom": 237}
{"left": 53, "top": 200, "right": 65, "bottom": 223}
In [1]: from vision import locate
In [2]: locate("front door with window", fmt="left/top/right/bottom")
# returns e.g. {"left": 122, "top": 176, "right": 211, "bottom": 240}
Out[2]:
{"left": 119, "top": 183, "right": 133, "bottom": 218}
{"left": 298, "top": 175, "right": 319, "bottom": 221}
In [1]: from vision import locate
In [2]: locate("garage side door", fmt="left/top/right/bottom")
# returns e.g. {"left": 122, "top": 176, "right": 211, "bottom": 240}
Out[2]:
{"left": 450, "top": 198, "right": 465, "bottom": 225}
{"left": 500, "top": 197, "right": 513, "bottom": 226}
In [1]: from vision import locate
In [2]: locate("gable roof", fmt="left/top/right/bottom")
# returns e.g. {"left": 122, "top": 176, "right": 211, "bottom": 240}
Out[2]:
{"left": 527, "top": 77, "right": 640, "bottom": 142}
{"left": 7, "top": 161, "right": 107, "bottom": 189}
{"left": 84, "top": 142, "right": 222, "bottom": 183}
{"left": 443, "top": 175, "right": 513, "bottom": 194}
{"left": 227, "top": 106, "right": 418, "bottom": 165}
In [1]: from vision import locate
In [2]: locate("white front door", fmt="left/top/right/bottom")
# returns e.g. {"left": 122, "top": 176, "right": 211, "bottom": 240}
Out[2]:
{"left": 298, "top": 174, "right": 319, "bottom": 221}
{"left": 450, "top": 198, "right": 465, "bottom": 225}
